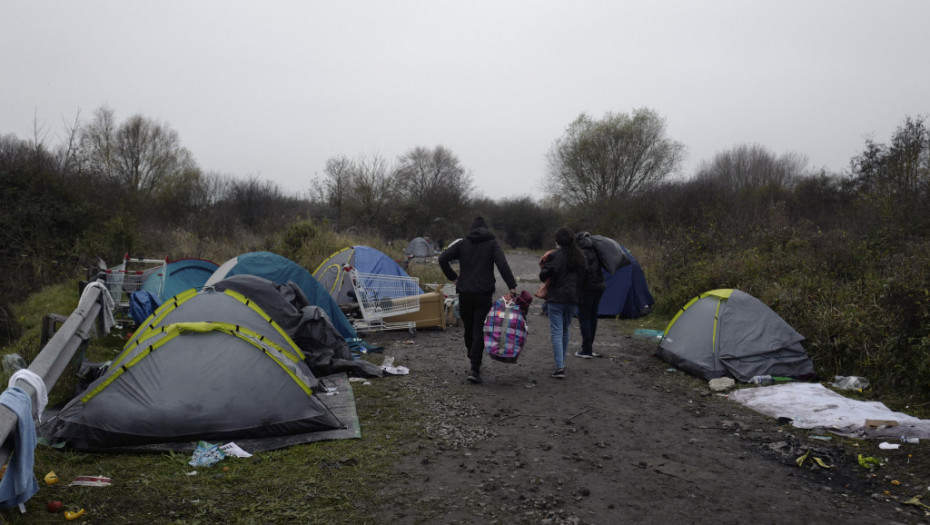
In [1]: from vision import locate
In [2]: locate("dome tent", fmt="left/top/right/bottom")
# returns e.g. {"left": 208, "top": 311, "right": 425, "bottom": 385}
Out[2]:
{"left": 140, "top": 258, "right": 219, "bottom": 301}
{"left": 39, "top": 285, "right": 350, "bottom": 451}
{"left": 204, "top": 251, "right": 358, "bottom": 340}
{"left": 313, "top": 245, "right": 418, "bottom": 305}
{"left": 404, "top": 237, "right": 435, "bottom": 258}
{"left": 597, "top": 246, "right": 654, "bottom": 318}
{"left": 657, "top": 289, "right": 816, "bottom": 382}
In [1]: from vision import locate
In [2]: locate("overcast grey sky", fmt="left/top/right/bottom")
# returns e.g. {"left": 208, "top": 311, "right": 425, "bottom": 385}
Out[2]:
{"left": 2, "top": 1, "right": 928, "bottom": 200}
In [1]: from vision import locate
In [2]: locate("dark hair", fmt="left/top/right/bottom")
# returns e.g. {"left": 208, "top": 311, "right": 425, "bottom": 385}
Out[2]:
{"left": 555, "top": 226, "right": 584, "bottom": 271}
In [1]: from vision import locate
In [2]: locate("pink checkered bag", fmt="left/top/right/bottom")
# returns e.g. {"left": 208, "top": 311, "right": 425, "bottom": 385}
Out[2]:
{"left": 483, "top": 295, "right": 529, "bottom": 363}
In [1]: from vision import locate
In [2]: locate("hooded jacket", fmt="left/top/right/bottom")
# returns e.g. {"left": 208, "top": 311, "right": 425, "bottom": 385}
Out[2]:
{"left": 438, "top": 217, "right": 517, "bottom": 295}
{"left": 538, "top": 248, "right": 581, "bottom": 305}
{"left": 576, "top": 232, "right": 606, "bottom": 293}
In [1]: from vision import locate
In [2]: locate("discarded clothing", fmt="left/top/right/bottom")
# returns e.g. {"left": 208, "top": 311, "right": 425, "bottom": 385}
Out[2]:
{"left": 0, "top": 387, "right": 39, "bottom": 509}
{"left": 8, "top": 369, "right": 47, "bottom": 423}
{"left": 83, "top": 280, "right": 116, "bottom": 334}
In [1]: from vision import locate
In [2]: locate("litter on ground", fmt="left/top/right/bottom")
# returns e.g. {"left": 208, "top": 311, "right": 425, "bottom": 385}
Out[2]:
{"left": 729, "top": 382, "right": 930, "bottom": 439}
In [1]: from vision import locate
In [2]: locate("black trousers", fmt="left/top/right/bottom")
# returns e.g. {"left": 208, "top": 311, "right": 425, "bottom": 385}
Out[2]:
{"left": 578, "top": 289, "right": 604, "bottom": 354}
{"left": 458, "top": 292, "right": 493, "bottom": 372}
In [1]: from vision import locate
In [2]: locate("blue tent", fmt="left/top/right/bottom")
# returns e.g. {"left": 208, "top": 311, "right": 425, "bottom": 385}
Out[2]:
{"left": 597, "top": 246, "right": 654, "bottom": 318}
{"left": 140, "top": 258, "right": 219, "bottom": 301}
{"left": 313, "top": 246, "right": 419, "bottom": 305}
{"left": 205, "top": 251, "right": 358, "bottom": 340}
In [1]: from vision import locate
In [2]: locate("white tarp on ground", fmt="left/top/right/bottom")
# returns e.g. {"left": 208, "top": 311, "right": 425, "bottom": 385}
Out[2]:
{"left": 728, "top": 382, "right": 930, "bottom": 440}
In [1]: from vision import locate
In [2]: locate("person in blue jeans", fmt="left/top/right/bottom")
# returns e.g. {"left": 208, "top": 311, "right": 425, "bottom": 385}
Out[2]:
{"left": 539, "top": 226, "right": 583, "bottom": 378}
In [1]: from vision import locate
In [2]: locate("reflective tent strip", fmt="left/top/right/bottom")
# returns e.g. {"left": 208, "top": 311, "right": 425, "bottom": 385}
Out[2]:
{"left": 312, "top": 247, "right": 354, "bottom": 300}
{"left": 311, "top": 247, "right": 350, "bottom": 276}
{"left": 80, "top": 323, "right": 178, "bottom": 403}
{"left": 662, "top": 288, "right": 735, "bottom": 349}
{"left": 700, "top": 289, "right": 732, "bottom": 357}
{"left": 662, "top": 294, "right": 701, "bottom": 335}
{"left": 712, "top": 297, "right": 723, "bottom": 356}
{"left": 80, "top": 321, "right": 314, "bottom": 403}
{"left": 220, "top": 288, "right": 307, "bottom": 363}
{"left": 111, "top": 288, "right": 199, "bottom": 370}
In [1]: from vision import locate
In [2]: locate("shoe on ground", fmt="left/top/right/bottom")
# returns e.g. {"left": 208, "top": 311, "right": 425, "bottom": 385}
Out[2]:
{"left": 551, "top": 369, "right": 565, "bottom": 379}
{"left": 575, "top": 351, "right": 603, "bottom": 359}
{"left": 467, "top": 370, "right": 482, "bottom": 383}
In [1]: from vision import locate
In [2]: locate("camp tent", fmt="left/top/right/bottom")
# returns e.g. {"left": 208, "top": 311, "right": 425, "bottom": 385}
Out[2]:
{"left": 313, "top": 245, "right": 418, "bottom": 305}
{"left": 656, "top": 289, "right": 816, "bottom": 381}
{"left": 597, "top": 246, "right": 654, "bottom": 318}
{"left": 204, "top": 251, "right": 358, "bottom": 340}
{"left": 39, "top": 283, "right": 352, "bottom": 450}
{"left": 404, "top": 237, "right": 435, "bottom": 258}
{"left": 140, "top": 258, "right": 218, "bottom": 301}
{"left": 211, "top": 274, "right": 382, "bottom": 378}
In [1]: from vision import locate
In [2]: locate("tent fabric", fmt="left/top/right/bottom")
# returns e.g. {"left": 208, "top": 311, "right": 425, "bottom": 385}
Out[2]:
{"left": 313, "top": 246, "right": 417, "bottom": 305}
{"left": 204, "top": 251, "right": 358, "bottom": 340}
{"left": 404, "top": 237, "right": 435, "bottom": 258}
{"left": 140, "top": 258, "right": 218, "bottom": 301}
{"left": 597, "top": 246, "right": 654, "bottom": 318}
{"left": 657, "top": 289, "right": 816, "bottom": 382}
{"left": 39, "top": 286, "right": 346, "bottom": 450}
{"left": 104, "top": 372, "right": 361, "bottom": 453}
{"left": 211, "top": 274, "right": 383, "bottom": 378}
{"left": 128, "top": 290, "right": 161, "bottom": 325}
{"left": 589, "top": 235, "right": 631, "bottom": 274}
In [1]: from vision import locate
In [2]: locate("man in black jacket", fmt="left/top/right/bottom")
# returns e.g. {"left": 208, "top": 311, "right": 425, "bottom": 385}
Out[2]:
{"left": 439, "top": 216, "right": 518, "bottom": 383}
{"left": 575, "top": 232, "right": 606, "bottom": 358}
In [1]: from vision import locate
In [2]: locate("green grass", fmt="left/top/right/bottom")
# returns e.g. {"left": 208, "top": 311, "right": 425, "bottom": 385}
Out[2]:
{"left": 0, "top": 272, "right": 430, "bottom": 524}
{"left": 3, "top": 355, "right": 425, "bottom": 525}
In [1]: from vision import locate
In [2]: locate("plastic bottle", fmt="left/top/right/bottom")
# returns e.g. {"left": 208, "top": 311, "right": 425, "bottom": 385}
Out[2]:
{"left": 749, "top": 375, "right": 773, "bottom": 385}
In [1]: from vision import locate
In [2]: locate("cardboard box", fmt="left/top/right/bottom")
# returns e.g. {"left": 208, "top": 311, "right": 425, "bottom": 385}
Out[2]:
{"left": 383, "top": 290, "right": 447, "bottom": 330}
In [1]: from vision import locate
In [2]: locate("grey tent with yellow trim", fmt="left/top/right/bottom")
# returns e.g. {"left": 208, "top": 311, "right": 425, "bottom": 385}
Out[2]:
{"left": 657, "top": 289, "right": 816, "bottom": 382}
{"left": 40, "top": 285, "right": 347, "bottom": 450}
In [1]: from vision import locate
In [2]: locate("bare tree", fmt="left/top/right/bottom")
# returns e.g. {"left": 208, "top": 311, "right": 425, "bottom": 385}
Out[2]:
{"left": 55, "top": 110, "right": 83, "bottom": 176}
{"left": 395, "top": 145, "right": 473, "bottom": 202}
{"left": 79, "top": 106, "right": 118, "bottom": 180}
{"left": 80, "top": 106, "right": 197, "bottom": 194}
{"left": 314, "top": 155, "right": 354, "bottom": 230}
{"left": 394, "top": 145, "right": 474, "bottom": 233}
{"left": 545, "top": 108, "right": 685, "bottom": 207}
{"left": 345, "top": 154, "right": 396, "bottom": 230}
{"left": 694, "top": 143, "right": 808, "bottom": 191}
{"left": 850, "top": 114, "right": 930, "bottom": 225}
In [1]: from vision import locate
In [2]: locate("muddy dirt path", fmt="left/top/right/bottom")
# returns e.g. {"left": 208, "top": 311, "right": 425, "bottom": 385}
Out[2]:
{"left": 360, "top": 252, "right": 926, "bottom": 525}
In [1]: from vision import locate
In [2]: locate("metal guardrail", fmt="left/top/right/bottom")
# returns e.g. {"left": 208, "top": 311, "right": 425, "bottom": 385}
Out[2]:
{"left": 0, "top": 276, "right": 107, "bottom": 467}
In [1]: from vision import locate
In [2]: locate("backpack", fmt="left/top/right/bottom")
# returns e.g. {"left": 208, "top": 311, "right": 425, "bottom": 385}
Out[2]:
{"left": 589, "top": 234, "right": 630, "bottom": 274}
{"left": 483, "top": 295, "right": 529, "bottom": 363}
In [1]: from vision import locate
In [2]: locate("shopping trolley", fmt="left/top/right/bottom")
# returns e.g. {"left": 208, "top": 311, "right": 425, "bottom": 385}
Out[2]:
{"left": 346, "top": 266, "right": 422, "bottom": 332}
{"left": 104, "top": 254, "right": 167, "bottom": 322}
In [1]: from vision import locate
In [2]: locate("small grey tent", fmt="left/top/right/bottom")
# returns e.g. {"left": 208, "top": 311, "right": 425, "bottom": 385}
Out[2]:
{"left": 657, "top": 289, "right": 816, "bottom": 381}
{"left": 404, "top": 237, "right": 435, "bottom": 258}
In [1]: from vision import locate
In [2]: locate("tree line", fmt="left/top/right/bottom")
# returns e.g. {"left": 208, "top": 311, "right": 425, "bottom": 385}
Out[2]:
{"left": 2, "top": 105, "right": 929, "bottom": 396}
